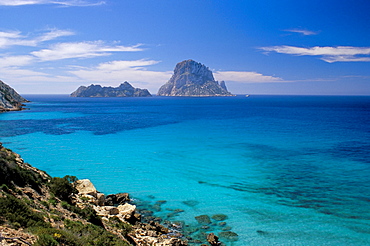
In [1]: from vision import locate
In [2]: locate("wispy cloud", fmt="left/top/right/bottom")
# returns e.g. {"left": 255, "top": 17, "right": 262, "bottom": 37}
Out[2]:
{"left": 0, "top": 28, "right": 74, "bottom": 48}
{"left": 0, "top": 0, "right": 105, "bottom": 6}
{"left": 260, "top": 45, "right": 370, "bottom": 63}
{"left": 0, "top": 55, "right": 34, "bottom": 67}
{"left": 214, "top": 71, "right": 283, "bottom": 83}
{"left": 32, "top": 42, "right": 143, "bottom": 61}
{"left": 284, "top": 29, "right": 318, "bottom": 36}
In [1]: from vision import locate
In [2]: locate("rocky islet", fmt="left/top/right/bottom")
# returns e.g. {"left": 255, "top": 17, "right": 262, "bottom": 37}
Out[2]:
{"left": 157, "top": 60, "right": 233, "bottom": 97}
{"left": 70, "top": 81, "right": 152, "bottom": 97}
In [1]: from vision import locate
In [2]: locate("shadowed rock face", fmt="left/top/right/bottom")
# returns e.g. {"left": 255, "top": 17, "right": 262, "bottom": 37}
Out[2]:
{"left": 157, "top": 60, "right": 232, "bottom": 96}
{"left": 70, "top": 82, "right": 152, "bottom": 97}
{"left": 0, "top": 80, "right": 28, "bottom": 111}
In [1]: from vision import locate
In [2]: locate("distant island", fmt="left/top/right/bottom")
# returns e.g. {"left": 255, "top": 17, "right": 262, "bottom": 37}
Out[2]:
{"left": 157, "top": 59, "right": 233, "bottom": 97}
{"left": 0, "top": 80, "right": 28, "bottom": 112}
{"left": 70, "top": 82, "right": 152, "bottom": 97}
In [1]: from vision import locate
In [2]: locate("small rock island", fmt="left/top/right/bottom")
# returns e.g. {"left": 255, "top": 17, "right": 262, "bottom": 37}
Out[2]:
{"left": 0, "top": 80, "right": 28, "bottom": 112}
{"left": 70, "top": 82, "right": 152, "bottom": 97}
{"left": 157, "top": 59, "right": 232, "bottom": 97}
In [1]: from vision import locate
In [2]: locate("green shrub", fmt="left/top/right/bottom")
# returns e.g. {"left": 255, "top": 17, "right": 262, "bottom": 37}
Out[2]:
{"left": 0, "top": 149, "right": 45, "bottom": 192}
{"left": 49, "top": 176, "right": 77, "bottom": 202}
{"left": 34, "top": 234, "right": 59, "bottom": 246}
{"left": 32, "top": 227, "right": 80, "bottom": 246}
{"left": 0, "top": 193, "right": 48, "bottom": 229}
{"left": 109, "top": 217, "right": 132, "bottom": 237}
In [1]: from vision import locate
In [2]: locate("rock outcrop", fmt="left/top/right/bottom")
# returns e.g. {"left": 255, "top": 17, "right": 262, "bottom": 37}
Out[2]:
{"left": 70, "top": 82, "right": 152, "bottom": 97}
{"left": 0, "top": 80, "right": 28, "bottom": 112}
{"left": 157, "top": 60, "right": 232, "bottom": 96}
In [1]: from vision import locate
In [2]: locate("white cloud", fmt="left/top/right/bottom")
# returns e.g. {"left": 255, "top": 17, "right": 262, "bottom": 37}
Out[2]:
{"left": 70, "top": 59, "right": 172, "bottom": 92}
{"left": 97, "top": 60, "right": 160, "bottom": 70}
{"left": 0, "top": 29, "right": 74, "bottom": 48}
{"left": 32, "top": 42, "right": 143, "bottom": 61}
{"left": 37, "top": 28, "right": 75, "bottom": 42}
{"left": 284, "top": 29, "right": 318, "bottom": 36}
{"left": 260, "top": 45, "right": 370, "bottom": 63}
{"left": 0, "top": 55, "right": 34, "bottom": 67}
{"left": 0, "top": 0, "right": 105, "bottom": 6}
{"left": 214, "top": 71, "right": 282, "bottom": 83}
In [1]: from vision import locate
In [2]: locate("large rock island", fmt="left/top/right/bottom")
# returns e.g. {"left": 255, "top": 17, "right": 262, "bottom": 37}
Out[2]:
{"left": 0, "top": 80, "right": 28, "bottom": 112}
{"left": 157, "top": 60, "right": 232, "bottom": 96}
{"left": 71, "top": 82, "right": 151, "bottom": 97}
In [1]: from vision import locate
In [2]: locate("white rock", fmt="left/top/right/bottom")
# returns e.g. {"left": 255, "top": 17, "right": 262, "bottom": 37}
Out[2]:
{"left": 74, "top": 179, "right": 97, "bottom": 197}
{"left": 117, "top": 203, "right": 136, "bottom": 219}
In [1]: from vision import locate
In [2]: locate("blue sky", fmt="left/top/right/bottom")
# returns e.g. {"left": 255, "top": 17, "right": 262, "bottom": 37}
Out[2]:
{"left": 0, "top": 0, "right": 369, "bottom": 95}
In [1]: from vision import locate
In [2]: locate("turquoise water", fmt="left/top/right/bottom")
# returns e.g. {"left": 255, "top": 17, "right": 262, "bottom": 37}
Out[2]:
{"left": 1, "top": 95, "right": 370, "bottom": 245}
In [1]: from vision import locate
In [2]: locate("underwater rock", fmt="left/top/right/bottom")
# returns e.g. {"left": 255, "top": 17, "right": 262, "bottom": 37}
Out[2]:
{"left": 211, "top": 214, "right": 228, "bottom": 221}
{"left": 195, "top": 215, "right": 211, "bottom": 225}
{"left": 218, "top": 221, "right": 227, "bottom": 227}
{"left": 256, "top": 230, "right": 269, "bottom": 236}
{"left": 156, "top": 200, "right": 167, "bottom": 205}
{"left": 219, "top": 231, "right": 239, "bottom": 242}
{"left": 182, "top": 200, "right": 200, "bottom": 207}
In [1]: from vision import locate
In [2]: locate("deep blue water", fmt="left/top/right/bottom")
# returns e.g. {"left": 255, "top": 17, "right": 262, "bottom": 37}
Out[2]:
{"left": 1, "top": 95, "right": 370, "bottom": 245}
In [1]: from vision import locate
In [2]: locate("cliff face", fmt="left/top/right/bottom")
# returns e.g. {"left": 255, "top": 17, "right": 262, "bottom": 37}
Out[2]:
{"left": 157, "top": 60, "right": 232, "bottom": 96}
{"left": 0, "top": 80, "right": 28, "bottom": 111}
{"left": 70, "top": 82, "right": 152, "bottom": 97}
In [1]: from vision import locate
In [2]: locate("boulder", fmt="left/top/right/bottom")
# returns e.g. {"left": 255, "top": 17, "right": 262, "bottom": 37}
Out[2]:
{"left": 207, "top": 233, "right": 221, "bottom": 246}
{"left": 94, "top": 206, "right": 119, "bottom": 217}
{"left": 118, "top": 203, "right": 136, "bottom": 220}
{"left": 105, "top": 193, "right": 130, "bottom": 205}
{"left": 74, "top": 179, "right": 97, "bottom": 197}
{"left": 116, "top": 192, "right": 130, "bottom": 204}
{"left": 96, "top": 192, "right": 105, "bottom": 206}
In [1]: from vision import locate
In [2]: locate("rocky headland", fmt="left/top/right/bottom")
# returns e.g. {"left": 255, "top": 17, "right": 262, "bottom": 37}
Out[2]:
{"left": 70, "top": 82, "right": 152, "bottom": 97}
{"left": 0, "top": 143, "right": 239, "bottom": 246}
{"left": 0, "top": 80, "right": 28, "bottom": 112}
{"left": 157, "top": 60, "right": 232, "bottom": 97}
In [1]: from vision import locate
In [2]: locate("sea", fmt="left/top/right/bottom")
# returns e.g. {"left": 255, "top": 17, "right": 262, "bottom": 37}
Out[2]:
{"left": 1, "top": 95, "right": 370, "bottom": 245}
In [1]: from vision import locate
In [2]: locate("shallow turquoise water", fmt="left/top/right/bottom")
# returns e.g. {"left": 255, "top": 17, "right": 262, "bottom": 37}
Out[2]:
{"left": 1, "top": 95, "right": 370, "bottom": 245}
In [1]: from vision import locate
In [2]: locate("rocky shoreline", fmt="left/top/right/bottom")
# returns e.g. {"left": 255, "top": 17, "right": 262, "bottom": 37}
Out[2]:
{"left": 0, "top": 143, "right": 239, "bottom": 246}
{"left": 72, "top": 178, "right": 238, "bottom": 245}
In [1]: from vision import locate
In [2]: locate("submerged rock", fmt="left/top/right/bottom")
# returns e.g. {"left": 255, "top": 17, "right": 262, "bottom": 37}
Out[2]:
{"left": 157, "top": 60, "right": 232, "bottom": 97}
{"left": 195, "top": 215, "right": 211, "bottom": 225}
{"left": 182, "top": 200, "right": 200, "bottom": 207}
{"left": 211, "top": 214, "right": 228, "bottom": 221}
{"left": 218, "top": 231, "right": 239, "bottom": 242}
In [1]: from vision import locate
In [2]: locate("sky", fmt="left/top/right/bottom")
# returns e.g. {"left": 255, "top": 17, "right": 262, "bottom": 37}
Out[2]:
{"left": 0, "top": 0, "right": 369, "bottom": 95}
